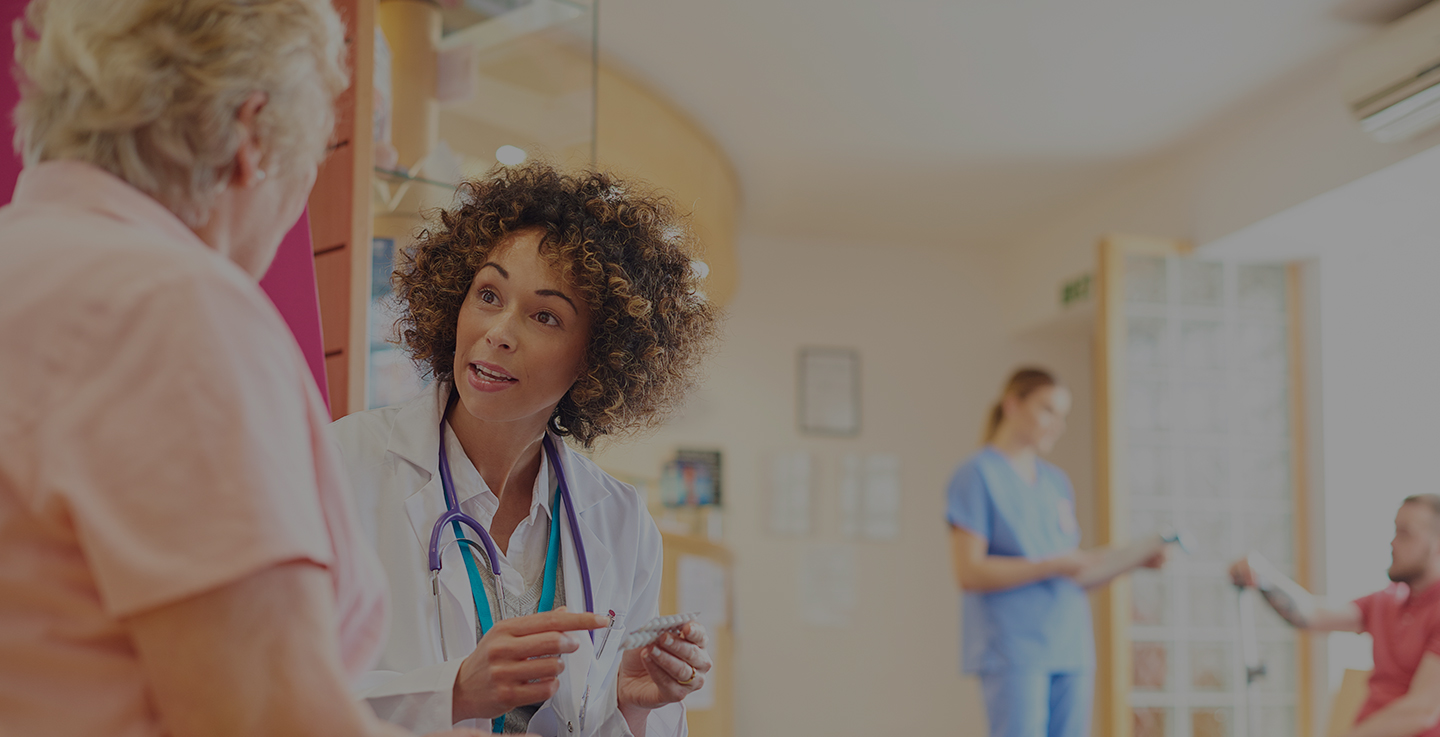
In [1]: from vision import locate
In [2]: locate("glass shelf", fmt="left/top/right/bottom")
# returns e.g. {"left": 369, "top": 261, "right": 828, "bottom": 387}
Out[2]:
{"left": 373, "top": 166, "right": 458, "bottom": 191}
{"left": 372, "top": 167, "right": 462, "bottom": 215}
{"left": 369, "top": 0, "right": 598, "bottom": 404}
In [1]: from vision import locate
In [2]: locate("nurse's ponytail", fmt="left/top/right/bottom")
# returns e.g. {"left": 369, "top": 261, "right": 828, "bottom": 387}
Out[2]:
{"left": 983, "top": 367, "right": 1058, "bottom": 443}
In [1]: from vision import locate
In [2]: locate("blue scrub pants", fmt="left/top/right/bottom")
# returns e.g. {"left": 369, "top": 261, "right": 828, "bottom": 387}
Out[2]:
{"left": 979, "top": 670, "right": 1093, "bottom": 737}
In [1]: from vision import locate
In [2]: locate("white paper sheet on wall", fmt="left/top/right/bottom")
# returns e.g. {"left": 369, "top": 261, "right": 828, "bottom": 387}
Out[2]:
{"left": 798, "top": 543, "right": 856, "bottom": 627}
{"left": 800, "top": 349, "right": 859, "bottom": 435}
{"left": 768, "top": 451, "right": 812, "bottom": 535}
{"left": 838, "top": 453, "right": 900, "bottom": 540}
{"left": 862, "top": 453, "right": 900, "bottom": 540}
{"left": 677, "top": 555, "right": 727, "bottom": 629}
{"left": 838, "top": 454, "right": 863, "bottom": 538}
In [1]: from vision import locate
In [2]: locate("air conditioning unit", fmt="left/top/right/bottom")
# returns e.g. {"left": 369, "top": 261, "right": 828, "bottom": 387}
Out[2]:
{"left": 1341, "top": 0, "right": 1440, "bottom": 142}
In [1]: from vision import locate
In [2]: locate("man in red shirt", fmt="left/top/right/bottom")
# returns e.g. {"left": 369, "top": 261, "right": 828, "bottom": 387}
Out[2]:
{"left": 1231, "top": 494, "right": 1440, "bottom": 737}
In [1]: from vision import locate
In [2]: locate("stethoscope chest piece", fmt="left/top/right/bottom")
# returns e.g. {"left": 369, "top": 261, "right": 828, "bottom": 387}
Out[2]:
{"left": 426, "top": 428, "right": 597, "bottom": 661}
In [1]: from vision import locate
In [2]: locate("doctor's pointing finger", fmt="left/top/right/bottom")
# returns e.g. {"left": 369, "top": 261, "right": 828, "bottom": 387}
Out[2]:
{"left": 453, "top": 609, "right": 610, "bottom": 723}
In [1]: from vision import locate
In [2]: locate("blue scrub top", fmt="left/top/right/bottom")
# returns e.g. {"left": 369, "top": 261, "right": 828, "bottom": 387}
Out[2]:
{"left": 946, "top": 446, "right": 1094, "bottom": 674}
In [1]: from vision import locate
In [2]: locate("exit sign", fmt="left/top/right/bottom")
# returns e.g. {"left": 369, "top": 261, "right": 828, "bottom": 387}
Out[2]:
{"left": 1060, "top": 273, "right": 1093, "bottom": 308}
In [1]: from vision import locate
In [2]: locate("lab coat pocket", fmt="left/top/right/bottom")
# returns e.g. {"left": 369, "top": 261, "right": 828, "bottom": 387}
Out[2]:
{"left": 594, "top": 609, "right": 625, "bottom": 660}
{"left": 578, "top": 609, "right": 626, "bottom": 733}
{"left": 528, "top": 704, "right": 559, "bottom": 737}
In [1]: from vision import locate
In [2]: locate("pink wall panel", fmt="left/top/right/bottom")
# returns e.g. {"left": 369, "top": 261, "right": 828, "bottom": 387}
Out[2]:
{"left": 258, "top": 215, "right": 331, "bottom": 408}
{"left": 0, "top": 1, "right": 25, "bottom": 205}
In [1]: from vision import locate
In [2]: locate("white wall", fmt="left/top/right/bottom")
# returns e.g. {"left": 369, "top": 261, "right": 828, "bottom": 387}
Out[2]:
{"left": 995, "top": 38, "right": 1440, "bottom": 727}
{"left": 1312, "top": 244, "right": 1440, "bottom": 683}
{"left": 587, "top": 28, "right": 1440, "bottom": 737}
{"left": 999, "top": 56, "right": 1440, "bottom": 334}
{"left": 1205, "top": 143, "right": 1440, "bottom": 689}
{"left": 589, "top": 232, "right": 1095, "bottom": 736}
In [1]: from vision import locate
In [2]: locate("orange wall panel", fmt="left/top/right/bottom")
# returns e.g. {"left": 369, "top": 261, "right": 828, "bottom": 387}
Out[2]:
{"left": 310, "top": 149, "right": 354, "bottom": 253}
{"left": 314, "top": 245, "right": 352, "bottom": 356}
{"left": 308, "top": 0, "right": 374, "bottom": 418}
{"left": 324, "top": 350, "right": 348, "bottom": 422}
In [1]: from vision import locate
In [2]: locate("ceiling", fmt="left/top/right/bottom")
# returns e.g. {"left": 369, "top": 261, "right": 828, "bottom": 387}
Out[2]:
{"left": 596, "top": 0, "right": 1403, "bottom": 246}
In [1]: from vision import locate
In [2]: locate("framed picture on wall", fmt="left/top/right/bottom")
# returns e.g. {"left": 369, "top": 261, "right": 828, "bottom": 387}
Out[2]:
{"left": 798, "top": 347, "right": 860, "bottom": 436}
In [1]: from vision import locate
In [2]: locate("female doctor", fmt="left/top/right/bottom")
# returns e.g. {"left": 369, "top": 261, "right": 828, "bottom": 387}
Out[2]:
{"left": 331, "top": 163, "right": 718, "bottom": 736}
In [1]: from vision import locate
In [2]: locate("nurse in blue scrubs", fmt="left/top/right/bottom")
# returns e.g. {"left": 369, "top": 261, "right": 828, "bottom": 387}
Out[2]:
{"left": 946, "top": 367, "right": 1162, "bottom": 737}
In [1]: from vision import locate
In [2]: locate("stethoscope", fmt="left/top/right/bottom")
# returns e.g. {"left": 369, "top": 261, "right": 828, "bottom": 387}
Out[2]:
{"left": 426, "top": 419, "right": 596, "bottom": 732}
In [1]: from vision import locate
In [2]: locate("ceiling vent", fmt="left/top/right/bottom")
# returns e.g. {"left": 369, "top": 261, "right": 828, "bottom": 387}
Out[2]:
{"left": 1340, "top": 0, "right": 1440, "bottom": 142}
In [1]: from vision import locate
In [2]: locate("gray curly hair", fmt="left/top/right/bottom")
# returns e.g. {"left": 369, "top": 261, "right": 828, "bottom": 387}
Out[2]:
{"left": 13, "top": 0, "right": 348, "bottom": 227}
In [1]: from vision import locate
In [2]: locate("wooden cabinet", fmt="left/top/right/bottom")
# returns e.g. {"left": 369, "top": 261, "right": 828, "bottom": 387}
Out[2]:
{"left": 659, "top": 533, "right": 734, "bottom": 737}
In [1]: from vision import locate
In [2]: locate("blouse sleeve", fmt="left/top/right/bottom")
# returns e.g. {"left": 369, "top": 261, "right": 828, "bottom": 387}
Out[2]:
{"left": 39, "top": 263, "right": 334, "bottom": 618}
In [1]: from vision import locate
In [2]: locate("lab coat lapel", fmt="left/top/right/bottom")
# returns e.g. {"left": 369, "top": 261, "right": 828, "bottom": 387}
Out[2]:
{"left": 385, "top": 382, "right": 448, "bottom": 473}
{"left": 403, "top": 474, "right": 479, "bottom": 653}
{"left": 552, "top": 439, "right": 614, "bottom": 723}
{"left": 559, "top": 495, "right": 604, "bottom": 717}
{"left": 554, "top": 437, "right": 614, "bottom": 620}
{"left": 390, "top": 382, "right": 452, "bottom": 559}
{"left": 393, "top": 384, "right": 479, "bottom": 652}
{"left": 575, "top": 513, "right": 620, "bottom": 733}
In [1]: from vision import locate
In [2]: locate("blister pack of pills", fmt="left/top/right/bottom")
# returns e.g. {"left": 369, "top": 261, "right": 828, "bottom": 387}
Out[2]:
{"left": 619, "top": 612, "right": 700, "bottom": 651}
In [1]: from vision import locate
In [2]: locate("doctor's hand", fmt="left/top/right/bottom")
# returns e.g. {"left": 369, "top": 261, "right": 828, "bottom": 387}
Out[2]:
{"left": 451, "top": 608, "right": 608, "bottom": 723}
{"left": 616, "top": 622, "right": 713, "bottom": 713}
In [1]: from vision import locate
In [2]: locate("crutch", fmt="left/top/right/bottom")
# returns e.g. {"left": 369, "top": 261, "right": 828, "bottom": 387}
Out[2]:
{"left": 1236, "top": 584, "right": 1267, "bottom": 737}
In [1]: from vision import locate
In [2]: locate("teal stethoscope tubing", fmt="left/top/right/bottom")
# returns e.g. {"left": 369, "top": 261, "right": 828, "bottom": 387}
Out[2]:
{"left": 429, "top": 426, "right": 594, "bottom": 733}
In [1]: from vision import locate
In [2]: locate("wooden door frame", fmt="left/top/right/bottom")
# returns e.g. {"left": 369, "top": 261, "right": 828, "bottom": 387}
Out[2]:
{"left": 1287, "top": 262, "right": 1315, "bottom": 737}
{"left": 1092, "top": 235, "right": 1314, "bottom": 737}
{"left": 1094, "top": 234, "right": 1190, "bottom": 737}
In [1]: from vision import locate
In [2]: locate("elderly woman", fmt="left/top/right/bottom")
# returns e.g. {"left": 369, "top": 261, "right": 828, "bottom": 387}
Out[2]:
{"left": 331, "top": 163, "right": 718, "bottom": 736}
{"left": 0, "top": 2, "right": 477, "bottom": 736}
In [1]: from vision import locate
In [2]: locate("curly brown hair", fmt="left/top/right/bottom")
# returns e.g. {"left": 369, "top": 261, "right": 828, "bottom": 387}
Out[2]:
{"left": 393, "top": 162, "right": 719, "bottom": 447}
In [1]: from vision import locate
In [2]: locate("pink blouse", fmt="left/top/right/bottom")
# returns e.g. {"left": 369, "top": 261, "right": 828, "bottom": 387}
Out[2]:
{"left": 0, "top": 162, "right": 387, "bottom": 736}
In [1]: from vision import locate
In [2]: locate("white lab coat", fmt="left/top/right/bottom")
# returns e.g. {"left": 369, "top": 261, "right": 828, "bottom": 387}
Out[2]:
{"left": 330, "top": 384, "right": 686, "bottom": 737}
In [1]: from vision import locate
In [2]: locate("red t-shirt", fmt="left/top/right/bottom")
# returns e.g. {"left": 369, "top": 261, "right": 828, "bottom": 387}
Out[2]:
{"left": 1354, "top": 582, "right": 1440, "bottom": 734}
